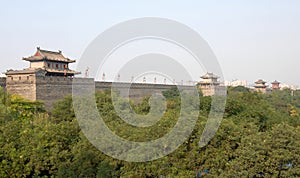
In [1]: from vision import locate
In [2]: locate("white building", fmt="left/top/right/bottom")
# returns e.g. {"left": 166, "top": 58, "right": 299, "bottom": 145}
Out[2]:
{"left": 225, "top": 80, "right": 248, "bottom": 87}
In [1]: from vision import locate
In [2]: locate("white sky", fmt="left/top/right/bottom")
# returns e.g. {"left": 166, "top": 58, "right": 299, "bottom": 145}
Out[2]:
{"left": 0, "top": 0, "right": 299, "bottom": 86}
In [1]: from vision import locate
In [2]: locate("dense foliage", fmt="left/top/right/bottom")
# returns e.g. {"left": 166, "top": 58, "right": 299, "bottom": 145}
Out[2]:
{"left": 0, "top": 87, "right": 299, "bottom": 177}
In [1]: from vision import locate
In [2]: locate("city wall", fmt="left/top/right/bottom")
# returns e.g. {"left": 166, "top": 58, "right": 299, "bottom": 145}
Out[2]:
{"left": 31, "top": 76, "right": 196, "bottom": 110}
{"left": 1, "top": 76, "right": 197, "bottom": 110}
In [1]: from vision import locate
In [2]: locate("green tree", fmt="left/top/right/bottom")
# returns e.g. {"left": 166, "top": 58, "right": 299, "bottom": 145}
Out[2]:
{"left": 51, "top": 95, "right": 75, "bottom": 123}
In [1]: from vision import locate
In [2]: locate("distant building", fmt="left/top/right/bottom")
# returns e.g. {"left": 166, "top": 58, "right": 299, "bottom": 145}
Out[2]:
{"left": 254, "top": 79, "right": 268, "bottom": 93}
{"left": 198, "top": 72, "right": 222, "bottom": 96}
{"left": 281, "top": 83, "right": 296, "bottom": 90}
{"left": 271, "top": 80, "right": 280, "bottom": 90}
{"left": 225, "top": 80, "right": 247, "bottom": 87}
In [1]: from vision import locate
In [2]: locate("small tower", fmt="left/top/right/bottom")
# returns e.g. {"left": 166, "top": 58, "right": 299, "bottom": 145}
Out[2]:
{"left": 254, "top": 79, "right": 268, "bottom": 93}
{"left": 271, "top": 80, "right": 280, "bottom": 90}
{"left": 198, "top": 72, "right": 221, "bottom": 96}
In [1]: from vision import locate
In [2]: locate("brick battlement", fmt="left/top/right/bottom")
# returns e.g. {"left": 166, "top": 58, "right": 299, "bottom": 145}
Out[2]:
{"left": 6, "top": 75, "right": 35, "bottom": 85}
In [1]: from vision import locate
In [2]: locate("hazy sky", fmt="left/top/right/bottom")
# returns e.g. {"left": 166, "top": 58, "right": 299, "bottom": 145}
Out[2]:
{"left": 0, "top": 1, "right": 299, "bottom": 86}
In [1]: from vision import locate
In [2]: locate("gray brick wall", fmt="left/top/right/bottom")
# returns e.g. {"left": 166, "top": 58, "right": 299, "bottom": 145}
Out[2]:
{"left": 6, "top": 75, "right": 36, "bottom": 100}
{"left": 6, "top": 75, "right": 197, "bottom": 110}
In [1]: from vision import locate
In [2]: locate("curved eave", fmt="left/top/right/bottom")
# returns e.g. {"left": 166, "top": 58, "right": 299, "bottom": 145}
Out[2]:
{"left": 255, "top": 83, "right": 266, "bottom": 85}
{"left": 200, "top": 77, "right": 219, "bottom": 80}
{"left": 23, "top": 57, "right": 43, "bottom": 62}
{"left": 271, "top": 82, "right": 280, "bottom": 84}
{"left": 254, "top": 86, "right": 267, "bottom": 88}
{"left": 23, "top": 57, "right": 76, "bottom": 63}
{"left": 199, "top": 82, "right": 220, "bottom": 85}
{"left": 45, "top": 69, "right": 80, "bottom": 75}
{"left": 5, "top": 68, "right": 46, "bottom": 75}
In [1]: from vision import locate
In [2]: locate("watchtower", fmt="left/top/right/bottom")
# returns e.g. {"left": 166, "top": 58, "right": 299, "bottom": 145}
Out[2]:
{"left": 271, "top": 80, "right": 280, "bottom": 90}
{"left": 5, "top": 47, "right": 80, "bottom": 102}
{"left": 22, "top": 47, "right": 78, "bottom": 76}
{"left": 198, "top": 72, "right": 221, "bottom": 96}
{"left": 254, "top": 79, "right": 268, "bottom": 93}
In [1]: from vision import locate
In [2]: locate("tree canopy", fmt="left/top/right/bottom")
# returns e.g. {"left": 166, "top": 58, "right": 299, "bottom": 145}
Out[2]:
{"left": 0, "top": 86, "right": 299, "bottom": 177}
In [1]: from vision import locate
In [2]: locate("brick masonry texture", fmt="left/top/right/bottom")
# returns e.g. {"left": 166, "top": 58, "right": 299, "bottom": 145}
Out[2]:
{"left": 2, "top": 75, "right": 196, "bottom": 110}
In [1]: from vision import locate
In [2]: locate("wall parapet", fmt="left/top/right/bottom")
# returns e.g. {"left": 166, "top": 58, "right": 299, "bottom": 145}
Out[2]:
{"left": 6, "top": 75, "right": 199, "bottom": 110}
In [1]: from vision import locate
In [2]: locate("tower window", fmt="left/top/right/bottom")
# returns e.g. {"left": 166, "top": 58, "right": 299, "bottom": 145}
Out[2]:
{"left": 47, "top": 63, "right": 51, "bottom": 68}
{"left": 56, "top": 64, "right": 59, "bottom": 68}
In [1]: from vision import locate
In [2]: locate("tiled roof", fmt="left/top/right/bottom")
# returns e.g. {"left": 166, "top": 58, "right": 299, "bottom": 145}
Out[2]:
{"left": 199, "top": 81, "right": 220, "bottom": 84}
{"left": 200, "top": 72, "right": 219, "bottom": 79}
{"left": 5, "top": 68, "right": 80, "bottom": 75}
{"left": 23, "top": 47, "right": 75, "bottom": 63}
{"left": 255, "top": 79, "right": 266, "bottom": 84}
{"left": 271, "top": 80, "right": 280, "bottom": 84}
{"left": 5, "top": 68, "right": 45, "bottom": 75}
{"left": 45, "top": 69, "right": 81, "bottom": 75}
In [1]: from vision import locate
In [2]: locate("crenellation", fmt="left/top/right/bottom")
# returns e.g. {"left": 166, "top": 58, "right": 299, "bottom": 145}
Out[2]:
{"left": 36, "top": 76, "right": 73, "bottom": 84}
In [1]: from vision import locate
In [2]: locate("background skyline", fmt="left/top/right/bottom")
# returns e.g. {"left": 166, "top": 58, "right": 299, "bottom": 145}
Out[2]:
{"left": 0, "top": 1, "right": 299, "bottom": 86}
